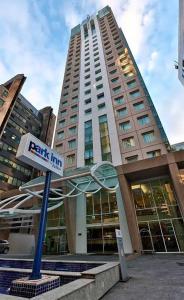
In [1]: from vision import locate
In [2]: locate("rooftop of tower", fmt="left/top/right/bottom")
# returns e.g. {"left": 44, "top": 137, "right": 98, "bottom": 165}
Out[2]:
{"left": 71, "top": 6, "right": 112, "bottom": 37}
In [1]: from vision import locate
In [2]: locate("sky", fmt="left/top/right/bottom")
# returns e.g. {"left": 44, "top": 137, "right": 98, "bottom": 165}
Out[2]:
{"left": 0, "top": 0, "right": 183, "bottom": 144}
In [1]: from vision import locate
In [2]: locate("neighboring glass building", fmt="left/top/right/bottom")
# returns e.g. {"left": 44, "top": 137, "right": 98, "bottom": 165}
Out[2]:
{"left": 52, "top": 6, "right": 184, "bottom": 254}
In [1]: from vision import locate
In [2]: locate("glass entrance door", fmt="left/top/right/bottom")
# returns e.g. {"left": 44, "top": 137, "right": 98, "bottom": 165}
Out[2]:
{"left": 132, "top": 178, "right": 184, "bottom": 253}
{"left": 45, "top": 229, "right": 68, "bottom": 254}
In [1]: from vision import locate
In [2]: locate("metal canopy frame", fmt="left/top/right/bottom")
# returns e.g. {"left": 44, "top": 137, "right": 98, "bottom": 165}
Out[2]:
{"left": 0, "top": 162, "right": 119, "bottom": 217}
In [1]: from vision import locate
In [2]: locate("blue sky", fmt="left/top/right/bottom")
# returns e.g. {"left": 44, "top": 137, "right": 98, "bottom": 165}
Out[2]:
{"left": 0, "top": 0, "right": 183, "bottom": 144}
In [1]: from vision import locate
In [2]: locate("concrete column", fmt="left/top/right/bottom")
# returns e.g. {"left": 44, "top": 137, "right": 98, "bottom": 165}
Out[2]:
{"left": 116, "top": 186, "right": 133, "bottom": 253}
{"left": 118, "top": 173, "right": 142, "bottom": 253}
{"left": 64, "top": 196, "right": 76, "bottom": 254}
{"left": 169, "top": 162, "right": 184, "bottom": 217}
{"left": 75, "top": 193, "right": 87, "bottom": 254}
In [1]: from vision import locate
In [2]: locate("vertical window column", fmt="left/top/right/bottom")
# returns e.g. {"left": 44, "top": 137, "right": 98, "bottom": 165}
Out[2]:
{"left": 84, "top": 120, "right": 93, "bottom": 165}
{"left": 99, "top": 115, "right": 112, "bottom": 161}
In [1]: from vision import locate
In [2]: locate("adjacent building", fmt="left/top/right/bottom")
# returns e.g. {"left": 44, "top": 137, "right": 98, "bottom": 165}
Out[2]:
{"left": 51, "top": 6, "right": 184, "bottom": 255}
{"left": 0, "top": 75, "right": 55, "bottom": 193}
{"left": 178, "top": 0, "right": 184, "bottom": 85}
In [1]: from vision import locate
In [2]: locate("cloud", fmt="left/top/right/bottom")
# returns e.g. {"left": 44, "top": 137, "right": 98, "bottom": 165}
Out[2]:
{"left": 0, "top": 0, "right": 183, "bottom": 145}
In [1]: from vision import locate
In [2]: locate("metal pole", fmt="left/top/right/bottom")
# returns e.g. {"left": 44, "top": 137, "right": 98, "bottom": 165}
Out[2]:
{"left": 29, "top": 171, "right": 52, "bottom": 280}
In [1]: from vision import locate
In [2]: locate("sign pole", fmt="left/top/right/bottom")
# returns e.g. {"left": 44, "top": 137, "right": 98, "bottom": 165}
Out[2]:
{"left": 115, "top": 229, "right": 129, "bottom": 282}
{"left": 30, "top": 170, "right": 52, "bottom": 280}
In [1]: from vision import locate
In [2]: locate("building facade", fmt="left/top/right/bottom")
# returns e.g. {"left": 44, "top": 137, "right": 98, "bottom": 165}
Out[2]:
{"left": 0, "top": 75, "right": 55, "bottom": 248}
{"left": 51, "top": 6, "right": 184, "bottom": 255}
{"left": 179, "top": 0, "right": 184, "bottom": 85}
{"left": 0, "top": 75, "right": 55, "bottom": 193}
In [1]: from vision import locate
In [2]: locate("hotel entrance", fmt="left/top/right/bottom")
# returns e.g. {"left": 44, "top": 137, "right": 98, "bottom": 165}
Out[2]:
{"left": 131, "top": 178, "right": 184, "bottom": 253}
{"left": 86, "top": 190, "right": 120, "bottom": 253}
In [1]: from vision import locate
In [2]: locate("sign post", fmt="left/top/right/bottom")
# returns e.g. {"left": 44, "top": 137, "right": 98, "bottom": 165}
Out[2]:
{"left": 29, "top": 170, "right": 51, "bottom": 280}
{"left": 115, "top": 229, "right": 129, "bottom": 282}
{"left": 16, "top": 133, "right": 64, "bottom": 280}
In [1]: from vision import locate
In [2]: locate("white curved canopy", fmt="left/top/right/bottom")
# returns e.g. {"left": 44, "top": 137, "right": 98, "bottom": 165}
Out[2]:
{"left": 0, "top": 162, "right": 119, "bottom": 217}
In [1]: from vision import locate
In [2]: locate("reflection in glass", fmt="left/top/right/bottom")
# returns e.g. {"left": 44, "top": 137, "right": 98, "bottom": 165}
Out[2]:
{"left": 137, "top": 208, "right": 158, "bottom": 222}
{"left": 164, "top": 236, "right": 179, "bottom": 252}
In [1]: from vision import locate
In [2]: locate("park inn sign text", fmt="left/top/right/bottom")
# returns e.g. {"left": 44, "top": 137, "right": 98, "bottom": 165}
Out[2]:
{"left": 16, "top": 133, "right": 64, "bottom": 176}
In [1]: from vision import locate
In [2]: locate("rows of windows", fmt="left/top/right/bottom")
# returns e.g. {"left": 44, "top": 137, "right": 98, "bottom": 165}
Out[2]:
{"left": 118, "top": 115, "right": 150, "bottom": 132}
{"left": 0, "top": 156, "right": 32, "bottom": 176}
{"left": 0, "top": 171, "right": 24, "bottom": 187}
{"left": 122, "top": 131, "right": 156, "bottom": 150}
{"left": 57, "top": 126, "right": 77, "bottom": 140}
{"left": 58, "top": 115, "right": 77, "bottom": 128}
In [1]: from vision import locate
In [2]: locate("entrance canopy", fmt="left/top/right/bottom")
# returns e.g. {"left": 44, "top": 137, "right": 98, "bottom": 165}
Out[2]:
{"left": 0, "top": 162, "right": 119, "bottom": 217}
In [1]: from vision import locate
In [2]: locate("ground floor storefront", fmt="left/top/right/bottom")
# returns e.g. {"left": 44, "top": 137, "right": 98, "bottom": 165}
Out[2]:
{"left": 1, "top": 151, "right": 184, "bottom": 256}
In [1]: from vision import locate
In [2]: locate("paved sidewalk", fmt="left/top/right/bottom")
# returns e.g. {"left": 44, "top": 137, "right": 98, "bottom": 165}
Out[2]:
{"left": 102, "top": 254, "right": 184, "bottom": 300}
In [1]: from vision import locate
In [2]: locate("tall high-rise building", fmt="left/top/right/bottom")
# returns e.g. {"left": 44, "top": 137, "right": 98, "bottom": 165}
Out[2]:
{"left": 54, "top": 6, "right": 169, "bottom": 168}
{"left": 178, "top": 0, "right": 184, "bottom": 85}
{"left": 51, "top": 6, "right": 184, "bottom": 255}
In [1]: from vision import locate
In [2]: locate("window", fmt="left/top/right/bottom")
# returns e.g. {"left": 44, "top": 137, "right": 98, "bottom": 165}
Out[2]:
{"left": 93, "top": 47, "right": 98, "bottom": 52}
{"left": 94, "top": 51, "right": 99, "bottom": 57}
{"left": 57, "top": 131, "right": 65, "bottom": 139}
{"left": 85, "top": 68, "right": 90, "bottom": 73}
{"left": 142, "top": 131, "right": 155, "bottom": 143}
{"left": 0, "top": 98, "right": 5, "bottom": 107}
{"left": 95, "top": 69, "right": 101, "bottom": 75}
{"left": 85, "top": 56, "right": 90, "bottom": 61}
{"left": 133, "top": 101, "right": 145, "bottom": 111}
{"left": 71, "top": 104, "right": 78, "bottom": 111}
{"left": 111, "top": 77, "right": 119, "bottom": 83}
{"left": 68, "top": 139, "right": 76, "bottom": 149}
{"left": 72, "top": 87, "right": 78, "bottom": 92}
{"left": 122, "top": 137, "right": 135, "bottom": 149}
{"left": 84, "top": 120, "right": 93, "bottom": 165}
{"left": 112, "top": 86, "right": 121, "bottom": 94}
{"left": 60, "top": 110, "right": 67, "bottom": 117}
{"left": 85, "top": 81, "right": 91, "bottom": 87}
{"left": 94, "top": 57, "right": 100, "bottom": 62}
{"left": 147, "top": 150, "right": 161, "bottom": 158}
{"left": 99, "top": 115, "right": 112, "bottom": 162}
{"left": 70, "top": 115, "right": 77, "bottom": 123}
{"left": 126, "top": 155, "right": 138, "bottom": 163}
{"left": 109, "top": 69, "right": 117, "bottom": 74}
{"left": 124, "top": 71, "right": 134, "bottom": 78}
{"left": 116, "top": 107, "right": 128, "bottom": 118}
{"left": 129, "top": 89, "right": 141, "bottom": 99}
{"left": 85, "top": 98, "right": 91, "bottom": 104}
{"left": 106, "top": 50, "right": 112, "bottom": 55}
{"left": 96, "top": 83, "right": 103, "bottom": 90}
{"left": 97, "top": 92, "right": 104, "bottom": 99}
{"left": 107, "top": 56, "right": 114, "bottom": 61}
{"left": 72, "top": 96, "right": 78, "bottom": 102}
{"left": 98, "top": 103, "right": 105, "bottom": 110}
{"left": 137, "top": 115, "right": 150, "bottom": 126}
{"left": 95, "top": 63, "right": 100, "bottom": 68}
{"left": 85, "top": 108, "right": 92, "bottom": 115}
{"left": 127, "top": 80, "right": 136, "bottom": 89}
{"left": 114, "top": 96, "right": 124, "bottom": 105}
{"left": 85, "top": 74, "right": 90, "bottom": 80}
{"left": 59, "top": 119, "right": 66, "bottom": 128}
{"left": 119, "top": 121, "right": 131, "bottom": 131}
{"left": 85, "top": 89, "right": 91, "bottom": 95}
{"left": 85, "top": 62, "right": 90, "bottom": 67}
{"left": 66, "top": 154, "right": 75, "bottom": 165}
{"left": 69, "top": 126, "right": 77, "bottom": 136}
{"left": 96, "top": 76, "right": 102, "bottom": 82}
